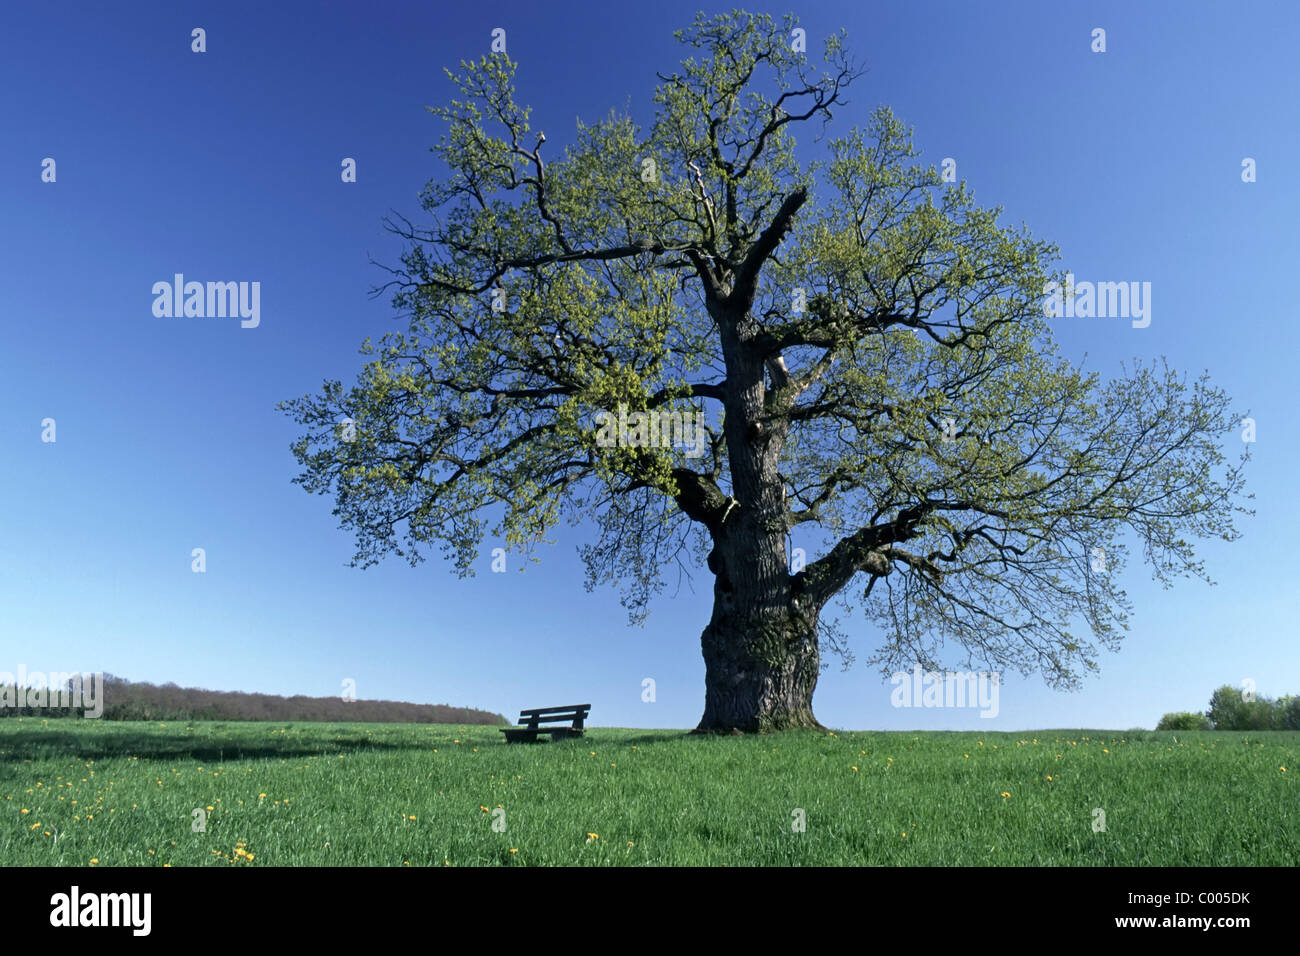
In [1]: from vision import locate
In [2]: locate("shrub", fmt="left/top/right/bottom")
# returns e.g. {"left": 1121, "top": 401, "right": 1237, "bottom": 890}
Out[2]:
{"left": 1156, "top": 711, "right": 1212, "bottom": 731}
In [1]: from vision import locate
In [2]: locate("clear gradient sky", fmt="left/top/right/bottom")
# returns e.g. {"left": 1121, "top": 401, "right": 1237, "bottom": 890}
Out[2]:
{"left": 2, "top": 1, "right": 1296, "bottom": 730}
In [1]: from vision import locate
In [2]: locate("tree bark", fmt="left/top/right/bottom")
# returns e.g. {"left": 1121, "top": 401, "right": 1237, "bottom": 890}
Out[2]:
{"left": 693, "top": 487, "right": 824, "bottom": 733}
{"left": 692, "top": 303, "right": 825, "bottom": 733}
{"left": 695, "top": 595, "right": 824, "bottom": 733}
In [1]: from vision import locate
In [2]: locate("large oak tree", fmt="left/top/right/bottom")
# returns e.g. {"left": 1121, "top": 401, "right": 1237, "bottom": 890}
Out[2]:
{"left": 281, "top": 11, "right": 1250, "bottom": 732}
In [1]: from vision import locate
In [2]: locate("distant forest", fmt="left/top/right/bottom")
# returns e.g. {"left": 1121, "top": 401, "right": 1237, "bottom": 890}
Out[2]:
{"left": 0, "top": 674, "right": 507, "bottom": 725}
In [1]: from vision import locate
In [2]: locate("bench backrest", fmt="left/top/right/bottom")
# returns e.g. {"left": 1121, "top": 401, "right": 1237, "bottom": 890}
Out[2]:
{"left": 517, "top": 704, "right": 591, "bottom": 730}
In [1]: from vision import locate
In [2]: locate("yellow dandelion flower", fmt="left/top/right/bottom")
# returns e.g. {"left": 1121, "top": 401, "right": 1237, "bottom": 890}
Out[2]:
{"left": 258, "top": 793, "right": 267, "bottom": 799}
{"left": 1000, "top": 792, "right": 1011, "bottom": 798}
{"left": 205, "top": 805, "right": 214, "bottom": 811}
{"left": 586, "top": 833, "right": 599, "bottom": 841}
{"left": 408, "top": 815, "right": 416, "bottom": 821}
{"left": 851, "top": 766, "right": 858, "bottom": 772}
{"left": 1046, "top": 776, "right": 1053, "bottom": 781}
{"left": 89, "top": 858, "right": 98, "bottom": 865}
{"left": 509, "top": 848, "right": 518, "bottom": 854}
{"left": 1102, "top": 749, "right": 1109, "bottom": 754}
{"left": 20, "top": 809, "right": 28, "bottom": 814}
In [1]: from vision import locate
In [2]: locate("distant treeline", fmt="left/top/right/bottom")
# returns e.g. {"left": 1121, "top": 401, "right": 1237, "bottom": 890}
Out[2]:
{"left": 1158, "top": 684, "right": 1300, "bottom": 731}
{"left": 0, "top": 673, "right": 507, "bottom": 725}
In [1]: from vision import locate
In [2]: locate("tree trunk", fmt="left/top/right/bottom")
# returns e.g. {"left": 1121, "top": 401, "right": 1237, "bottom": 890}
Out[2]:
{"left": 694, "top": 513, "right": 825, "bottom": 733}
{"left": 694, "top": 305, "right": 823, "bottom": 732}
{"left": 695, "top": 600, "right": 824, "bottom": 733}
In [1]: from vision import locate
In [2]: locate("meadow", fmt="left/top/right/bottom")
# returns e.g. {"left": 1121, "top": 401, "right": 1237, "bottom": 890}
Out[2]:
{"left": 2, "top": 719, "right": 1296, "bottom": 866}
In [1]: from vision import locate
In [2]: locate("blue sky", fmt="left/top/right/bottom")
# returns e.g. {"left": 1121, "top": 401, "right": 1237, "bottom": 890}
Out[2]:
{"left": 2, "top": 0, "right": 1296, "bottom": 731}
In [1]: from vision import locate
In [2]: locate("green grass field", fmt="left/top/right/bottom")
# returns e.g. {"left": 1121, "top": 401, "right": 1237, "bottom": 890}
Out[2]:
{"left": 2, "top": 719, "right": 1296, "bottom": 866}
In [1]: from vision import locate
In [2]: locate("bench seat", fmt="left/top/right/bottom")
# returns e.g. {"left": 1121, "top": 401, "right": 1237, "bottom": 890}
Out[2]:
{"left": 500, "top": 704, "right": 591, "bottom": 743}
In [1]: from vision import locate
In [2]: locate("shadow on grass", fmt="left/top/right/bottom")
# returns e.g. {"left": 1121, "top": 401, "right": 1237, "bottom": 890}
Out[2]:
{"left": 496, "top": 731, "right": 692, "bottom": 746}
{"left": 619, "top": 732, "right": 696, "bottom": 745}
{"left": 0, "top": 729, "right": 433, "bottom": 767}
{"left": 0, "top": 725, "right": 738, "bottom": 775}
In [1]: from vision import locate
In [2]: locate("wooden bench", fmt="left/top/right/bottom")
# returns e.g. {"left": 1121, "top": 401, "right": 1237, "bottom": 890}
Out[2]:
{"left": 500, "top": 704, "right": 591, "bottom": 743}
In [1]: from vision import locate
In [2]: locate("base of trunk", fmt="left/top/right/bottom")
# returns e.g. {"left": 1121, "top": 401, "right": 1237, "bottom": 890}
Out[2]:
{"left": 690, "top": 715, "right": 826, "bottom": 735}
{"left": 695, "top": 613, "right": 824, "bottom": 734}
